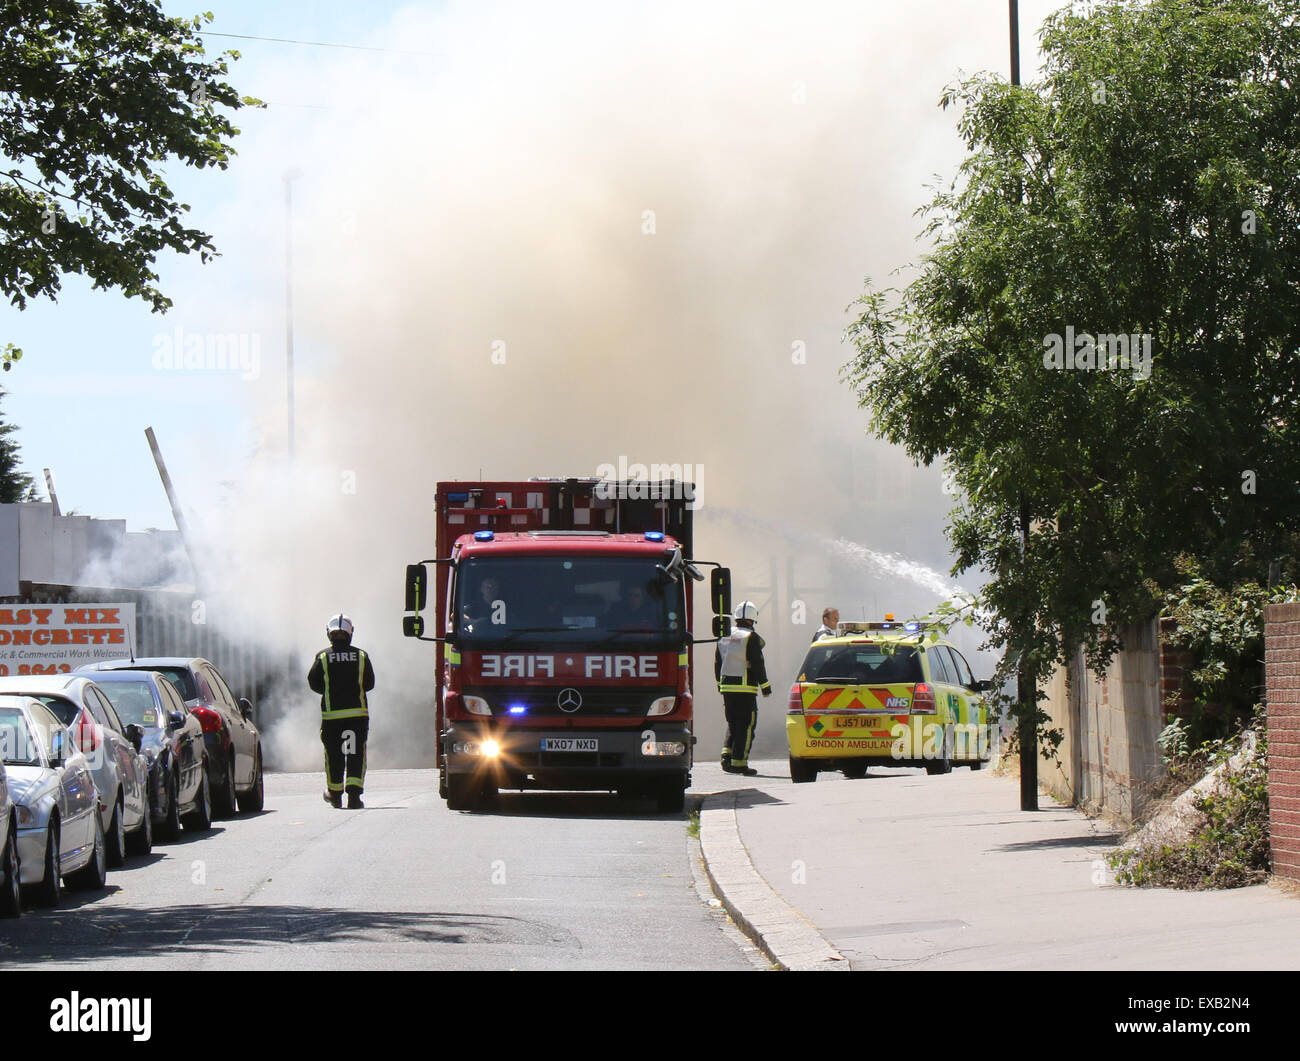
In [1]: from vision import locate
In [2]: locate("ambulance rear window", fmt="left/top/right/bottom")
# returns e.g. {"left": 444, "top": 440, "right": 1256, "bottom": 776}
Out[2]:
{"left": 801, "top": 643, "right": 922, "bottom": 685}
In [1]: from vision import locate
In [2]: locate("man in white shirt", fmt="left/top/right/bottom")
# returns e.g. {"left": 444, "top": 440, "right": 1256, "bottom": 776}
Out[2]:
{"left": 812, "top": 607, "right": 840, "bottom": 642}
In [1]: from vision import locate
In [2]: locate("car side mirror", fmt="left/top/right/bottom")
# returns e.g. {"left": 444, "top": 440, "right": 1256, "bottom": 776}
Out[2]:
{"left": 124, "top": 724, "right": 143, "bottom": 752}
{"left": 167, "top": 711, "right": 186, "bottom": 729}
{"left": 239, "top": 698, "right": 253, "bottom": 722}
{"left": 970, "top": 679, "right": 993, "bottom": 693}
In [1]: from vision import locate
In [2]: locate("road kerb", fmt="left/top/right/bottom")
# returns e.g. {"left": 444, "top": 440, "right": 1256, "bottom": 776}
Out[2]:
{"left": 699, "top": 790, "right": 847, "bottom": 972}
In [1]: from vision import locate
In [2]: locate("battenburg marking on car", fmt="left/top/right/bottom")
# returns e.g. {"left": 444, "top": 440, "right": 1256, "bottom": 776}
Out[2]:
{"left": 475, "top": 653, "right": 661, "bottom": 679}
{"left": 800, "top": 686, "right": 911, "bottom": 713}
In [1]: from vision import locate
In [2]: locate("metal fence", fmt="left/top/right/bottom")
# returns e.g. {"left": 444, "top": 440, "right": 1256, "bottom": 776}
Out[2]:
{"left": 2, "top": 581, "right": 281, "bottom": 726}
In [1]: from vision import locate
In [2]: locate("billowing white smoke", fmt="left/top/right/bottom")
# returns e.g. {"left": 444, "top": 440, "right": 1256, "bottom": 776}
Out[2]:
{"left": 91, "top": 1, "right": 1027, "bottom": 768}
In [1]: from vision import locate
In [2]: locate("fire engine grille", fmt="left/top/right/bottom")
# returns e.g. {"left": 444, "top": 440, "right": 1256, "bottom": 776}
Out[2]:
{"left": 464, "top": 685, "right": 676, "bottom": 718}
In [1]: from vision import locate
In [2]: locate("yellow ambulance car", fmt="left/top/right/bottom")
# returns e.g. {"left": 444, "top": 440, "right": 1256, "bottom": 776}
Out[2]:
{"left": 787, "top": 620, "right": 992, "bottom": 783}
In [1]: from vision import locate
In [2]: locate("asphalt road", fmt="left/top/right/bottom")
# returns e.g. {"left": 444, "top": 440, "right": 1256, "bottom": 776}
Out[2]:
{"left": 0, "top": 769, "right": 758, "bottom": 971}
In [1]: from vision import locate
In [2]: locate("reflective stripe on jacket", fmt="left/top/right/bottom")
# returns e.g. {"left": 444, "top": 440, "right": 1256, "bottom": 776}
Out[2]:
{"left": 715, "top": 627, "right": 770, "bottom": 695}
{"left": 308, "top": 644, "right": 375, "bottom": 719}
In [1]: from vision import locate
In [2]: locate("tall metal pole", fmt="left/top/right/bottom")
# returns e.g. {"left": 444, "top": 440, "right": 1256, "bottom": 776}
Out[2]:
{"left": 42, "top": 469, "right": 61, "bottom": 518}
{"left": 1009, "top": 0, "right": 1021, "bottom": 87}
{"left": 145, "top": 427, "right": 200, "bottom": 595}
{"left": 1009, "top": 0, "right": 1037, "bottom": 811}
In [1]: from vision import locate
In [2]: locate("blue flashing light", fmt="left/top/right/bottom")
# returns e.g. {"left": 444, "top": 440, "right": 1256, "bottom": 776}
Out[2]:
{"left": 644, "top": 531, "right": 665, "bottom": 542}
{"left": 508, "top": 704, "right": 527, "bottom": 715}
{"left": 474, "top": 530, "right": 495, "bottom": 541}
{"left": 904, "top": 622, "right": 921, "bottom": 632}
{"left": 448, "top": 492, "right": 469, "bottom": 502}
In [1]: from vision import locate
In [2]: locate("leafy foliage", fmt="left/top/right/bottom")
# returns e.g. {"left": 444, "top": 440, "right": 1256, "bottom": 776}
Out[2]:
{"left": 0, "top": 387, "right": 35, "bottom": 502}
{"left": 1110, "top": 704, "right": 1270, "bottom": 888}
{"left": 1159, "top": 555, "right": 1298, "bottom": 746}
{"left": 0, "top": 0, "right": 259, "bottom": 347}
{"left": 843, "top": 0, "right": 1300, "bottom": 753}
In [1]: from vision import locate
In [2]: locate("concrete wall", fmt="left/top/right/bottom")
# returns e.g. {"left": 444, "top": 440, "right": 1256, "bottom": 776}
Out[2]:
{"left": 0, "top": 505, "right": 19, "bottom": 597}
{"left": 1038, "top": 619, "right": 1166, "bottom": 826}
{"left": 0, "top": 502, "right": 186, "bottom": 589}
{"left": 1264, "top": 602, "right": 1300, "bottom": 885}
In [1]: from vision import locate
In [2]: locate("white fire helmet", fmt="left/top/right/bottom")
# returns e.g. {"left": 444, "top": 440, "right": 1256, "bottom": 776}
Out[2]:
{"left": 733, "top": 601, "right": 758, "bottom": 623}
{"left": 327, "top": 614, "right": 354, "bottom": 639}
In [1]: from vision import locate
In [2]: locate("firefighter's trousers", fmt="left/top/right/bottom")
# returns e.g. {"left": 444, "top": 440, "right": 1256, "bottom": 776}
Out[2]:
{"left": 321, "top": 716, "right": 369, "bottom": 796}
{"left": 721, "top": 692, "right": 758, "bottom": 768}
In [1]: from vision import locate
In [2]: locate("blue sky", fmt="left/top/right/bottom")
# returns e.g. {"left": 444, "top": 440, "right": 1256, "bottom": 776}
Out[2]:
{"left": 1, "top": 0, "right": 436, "bottom": 528}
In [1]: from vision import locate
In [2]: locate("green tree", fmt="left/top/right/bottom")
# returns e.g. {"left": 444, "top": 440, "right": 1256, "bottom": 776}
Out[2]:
{"left": 844, "top": 0, "right": 1300, "bottom": 757}
{"left": 0, "top": 388, "right": 35, "bottom": 502}
{"left": 1, "top": 1, "right": 258, "bottom": 367}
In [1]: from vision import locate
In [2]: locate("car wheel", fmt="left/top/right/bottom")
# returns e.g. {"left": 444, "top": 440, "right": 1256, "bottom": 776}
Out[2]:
{"left": 29, "top": 820, "right": 61, "bottom": 908}
{"left": 158, "top": 768, "right": 183, "bottom": 841}
{"left": 842, "top": 761, "right": 869, "bottom": 780}
{"left": 213, "top": 754, "right": 237, "bottom": 818}
{"left": 237, "top": 748, "right": 264, "bottom": 813}
{"left": 789, "top": 756, "right": 818, "bottom": 784}
{"left": 127, "top": 798, "right": 153, "bottom": 856}
{"left": 1, "top": 823, "right": 21, "bottom": 918}
{"left": 925, "top": 725, "right": 954, "bottom": 775}
{"left": 105, "top": 799, "right": 126, "bottom": 869}
{"left": 183, "top": 770, "right": 213, "bottom": 832}
{"left": 68, "top": 813, "right": 107, "bottom": 892}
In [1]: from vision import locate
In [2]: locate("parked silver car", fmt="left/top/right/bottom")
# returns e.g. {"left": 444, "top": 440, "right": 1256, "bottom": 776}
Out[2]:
{"left": 0, "top": 675, "right": 150, "bottom": 865}
{"left": 0, "top": 696, "right": 106, "bottom": 906}
{"left": 1, "top": 762, "right": 19, "bottom": 917}
{"left": 79, "top": 658, "right": 263, "bottom": 817}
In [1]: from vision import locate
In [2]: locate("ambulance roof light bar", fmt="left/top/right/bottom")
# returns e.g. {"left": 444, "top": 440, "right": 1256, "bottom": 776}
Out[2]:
{"left": 836, "top": 620, "right": 929, "bottom": 635}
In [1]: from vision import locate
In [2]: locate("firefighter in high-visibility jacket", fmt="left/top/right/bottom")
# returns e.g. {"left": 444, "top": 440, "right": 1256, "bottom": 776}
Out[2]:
{"left": 715, "top": 600, "right": 771, "bottom": 776}
{"left": 308, "top": 614, "right": 375, "bottom": 809}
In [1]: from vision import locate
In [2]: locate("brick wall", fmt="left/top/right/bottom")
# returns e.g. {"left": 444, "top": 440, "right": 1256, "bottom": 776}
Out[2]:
{"left": 1159, "top": 617, "right": 1197, "bottom": 719}
{"left": 1264, "top": 603, "right": 1300, "bottom": 884}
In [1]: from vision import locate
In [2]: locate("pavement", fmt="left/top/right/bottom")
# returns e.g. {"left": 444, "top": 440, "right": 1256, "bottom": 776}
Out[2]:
{"left": 693, "top": 757, "right": 1300, "bottom": 971}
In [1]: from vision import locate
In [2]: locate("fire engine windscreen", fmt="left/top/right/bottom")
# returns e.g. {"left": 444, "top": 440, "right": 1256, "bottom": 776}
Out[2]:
{"left": 800, "top": 643, "right": 923, "bottom": 686}
{"left": 454, "top": 557, "right": 684, "bottom": 647}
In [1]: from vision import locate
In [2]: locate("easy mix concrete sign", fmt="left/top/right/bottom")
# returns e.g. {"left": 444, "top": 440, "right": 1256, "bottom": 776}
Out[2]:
{"left": 0, "top": 604, "right": 136, "bottom": 676}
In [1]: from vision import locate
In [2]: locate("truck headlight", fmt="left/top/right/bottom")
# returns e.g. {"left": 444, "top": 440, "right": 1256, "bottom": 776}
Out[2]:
{"left": 641, "top": 741, "right": 686, "bottom": 757}
{"left": 647, "top": 696, "right": 676, "bottom": 716}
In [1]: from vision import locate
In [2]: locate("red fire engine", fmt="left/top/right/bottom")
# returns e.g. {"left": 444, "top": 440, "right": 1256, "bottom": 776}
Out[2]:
{"left": 402, "top": 478, "right": 730, "bottom": 812}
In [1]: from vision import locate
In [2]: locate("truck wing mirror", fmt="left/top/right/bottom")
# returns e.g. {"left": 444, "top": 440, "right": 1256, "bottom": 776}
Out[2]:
{"left": 403, "top": 615, "right": 425, "bottom": 638}
{"left": 712, "top": 614, "right": 732, "bottom": 639}
{"left": 405, "top": 564, "right": 428, "bottom": 613}
{"left": 710, "top": 567, "right": 731, "bottom": 621}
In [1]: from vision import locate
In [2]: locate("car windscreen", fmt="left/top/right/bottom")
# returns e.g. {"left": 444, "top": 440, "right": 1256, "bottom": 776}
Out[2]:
{"left": 0, "top": 707, "right": 41, "bottom": 766}
{"left": 453, "top": 555, "right": 685, "bottom": 648}
{"left": 98, "top": 681, "right": 161, "bottom": 729}
{"left": 146, "top": 667, "right": 196, "bottom": 701}
{"left": 800, "top": 642, "right": 923, "bottom": 685}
